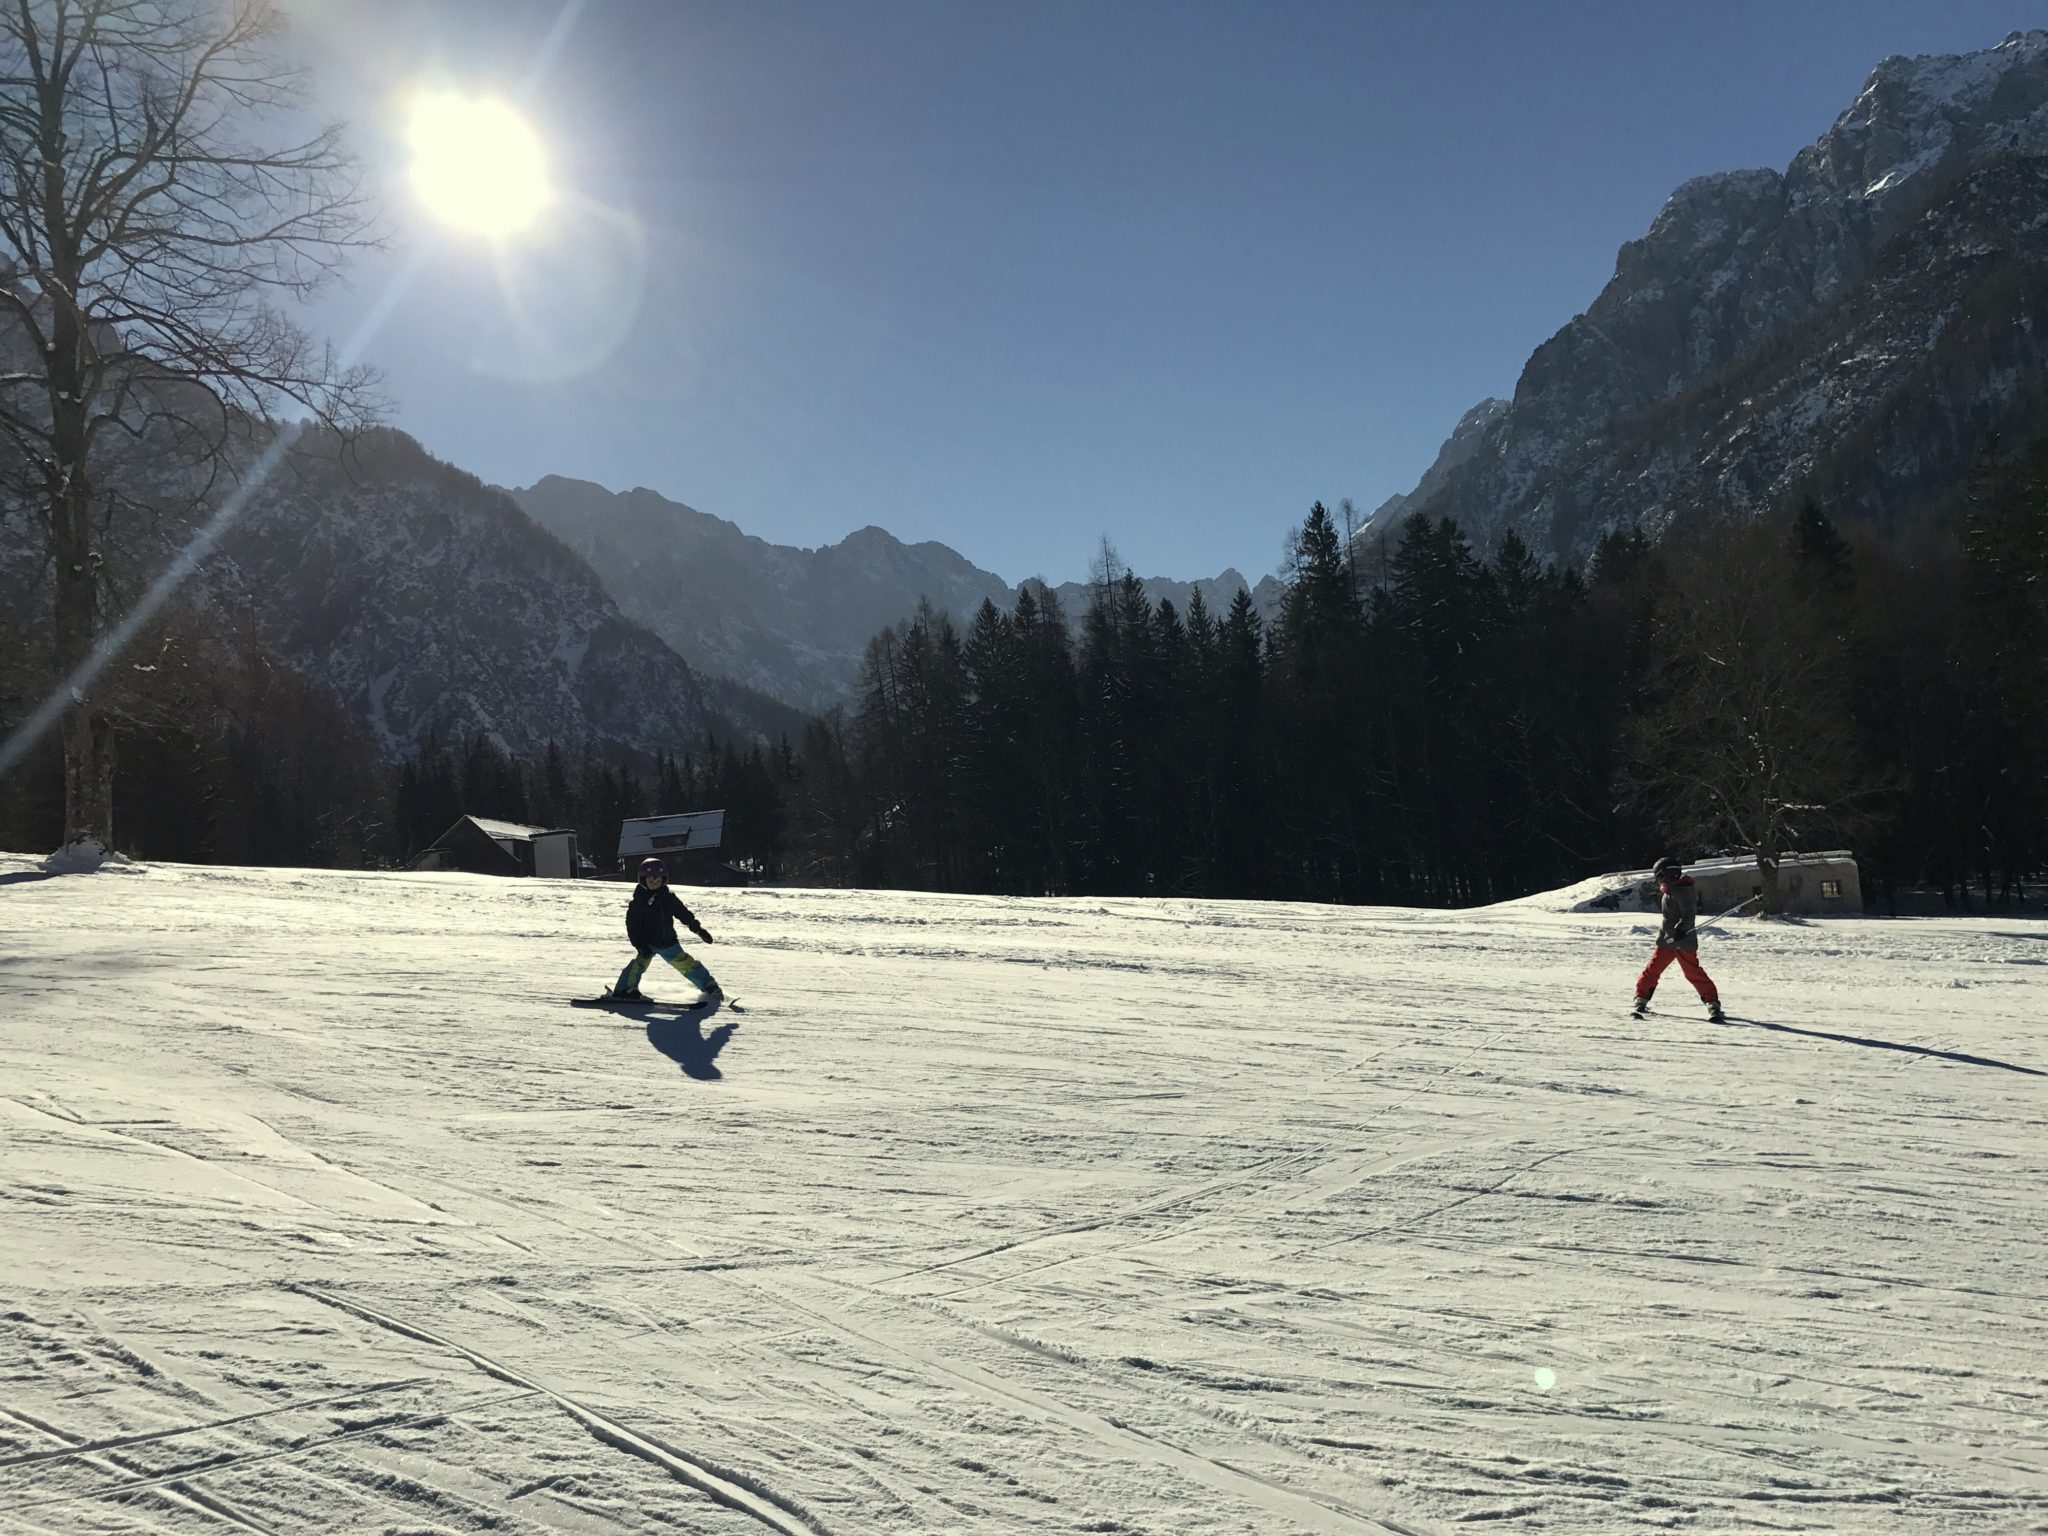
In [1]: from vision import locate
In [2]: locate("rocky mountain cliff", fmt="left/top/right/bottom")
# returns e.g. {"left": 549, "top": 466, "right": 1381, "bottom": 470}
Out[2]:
{"left": 1, "top": 427, "right": 754, "bottom": 765}
{"left": 1364, "top": 398, "right": 1507, "bottom": 533}
{"left": 513, "top": 476, "right": 1283, "bottom": 710}
{"left": 1364, "top": 29, "right": 2048, "bottom": 564}
{"left": 213, "top": 433, "right": 737, "bottom": 761}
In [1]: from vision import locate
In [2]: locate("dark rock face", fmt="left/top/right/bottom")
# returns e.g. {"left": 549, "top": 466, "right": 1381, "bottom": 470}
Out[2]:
{"left": 1368, "top": 30, "right": 2048, "bottom": 564}
{"left": 1364, "top": 398, "right": 1508, "bottom": 533}
{"left": 0, "top": 424, "right": 725, "bottom": 762}
{"left": 214, "top": 433, "right": 719, "bottom": 761}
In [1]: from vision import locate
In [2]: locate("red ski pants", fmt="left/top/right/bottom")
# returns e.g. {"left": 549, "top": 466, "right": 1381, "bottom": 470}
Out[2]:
{"left": 1636, "top": 946, "right": 1718, "bottom": 1004}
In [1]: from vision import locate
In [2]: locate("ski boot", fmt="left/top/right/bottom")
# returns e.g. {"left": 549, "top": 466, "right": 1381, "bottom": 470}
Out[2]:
{"left": 1631, "top": 995, "right": 1650, "bottom": 1019}
{"left": 603, "top": 987, "right": 649, "bottom": 1003}
{"left": 1707, "top": 1001, "right": 1726, "bottom": 1024}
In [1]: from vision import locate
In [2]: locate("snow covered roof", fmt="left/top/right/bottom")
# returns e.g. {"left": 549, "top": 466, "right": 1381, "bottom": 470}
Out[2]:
{"left": 466, "top": 817, "right": 571, "bottom": 842}
{"left": 1681, "top": 850, "right": 1854, "bottom": 875}
{"left": 617, "top": 809, "right": 726, "bottom": 859}
{"left": 1500, "top": 851, "right": 1858, "bottom": 914}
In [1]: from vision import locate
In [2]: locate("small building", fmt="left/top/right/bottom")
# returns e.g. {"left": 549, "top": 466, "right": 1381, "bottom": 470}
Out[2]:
{"left": 616, "top": 809, "right": 747, "bottom": 884}
{"left": 412, "top": 816, "right": 580, "bottom": 879}
{"left": 1626, "top": 850, "right": 1861, "bottom": 916}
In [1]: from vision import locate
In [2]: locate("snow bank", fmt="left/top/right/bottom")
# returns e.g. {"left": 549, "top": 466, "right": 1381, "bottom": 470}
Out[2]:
{"left": 36, "top": 837, "right": 138, "bottom": 875}
{"left": 1491, "top": 869, "right": 1653, "bottom": 913}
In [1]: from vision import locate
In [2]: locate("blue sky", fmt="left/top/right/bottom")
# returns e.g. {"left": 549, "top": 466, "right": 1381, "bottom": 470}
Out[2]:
{"left": 294, "top": 0, "right": 2037, "bottom": 585}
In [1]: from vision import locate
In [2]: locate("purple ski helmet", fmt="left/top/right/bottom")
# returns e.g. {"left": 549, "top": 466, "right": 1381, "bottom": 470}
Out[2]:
{"left": 639, "top": 857, "right": 666, "bottom": 880}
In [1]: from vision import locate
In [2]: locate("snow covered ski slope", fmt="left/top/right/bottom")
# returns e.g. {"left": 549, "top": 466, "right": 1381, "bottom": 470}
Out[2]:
{"left": 1, "top": 853, "right": 2044, "bottom": 1533}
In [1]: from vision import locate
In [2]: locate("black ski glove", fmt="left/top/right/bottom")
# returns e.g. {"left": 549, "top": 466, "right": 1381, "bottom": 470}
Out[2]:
{"left": 695, "top": 928, "right": 714, "bottom": 945}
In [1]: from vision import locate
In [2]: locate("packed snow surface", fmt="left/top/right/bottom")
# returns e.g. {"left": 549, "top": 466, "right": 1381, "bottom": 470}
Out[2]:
{"left": 2, "top": 854, "right": 2044, "bottom": 1534}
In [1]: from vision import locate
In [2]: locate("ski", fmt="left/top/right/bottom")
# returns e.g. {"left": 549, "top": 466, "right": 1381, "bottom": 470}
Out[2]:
{"left": 572, "top": 996, "right": 706, "bottom": 1009}
{"left": 1631, "top": 1005, "right": 1735, "bottom": 1026}
{"left": 569, "top": 995, "right": 743, "bottom": 1013}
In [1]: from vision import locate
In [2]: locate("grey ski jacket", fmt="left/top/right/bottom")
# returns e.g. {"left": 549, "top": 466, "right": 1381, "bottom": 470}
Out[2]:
{"left": 1656, "top": 876, "right": 1700, "bottom": 952}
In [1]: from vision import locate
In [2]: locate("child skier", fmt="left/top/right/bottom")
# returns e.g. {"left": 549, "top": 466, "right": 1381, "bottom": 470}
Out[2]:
{"left": 1632, "top": 856, "right": 1725, "bottom": 1022}
{"left": 602, "top": 857, "right": 723, "bottom": 1004}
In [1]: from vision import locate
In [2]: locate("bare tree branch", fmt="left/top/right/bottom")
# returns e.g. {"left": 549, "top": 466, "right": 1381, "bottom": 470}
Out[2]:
{"left": 0, "top": 0, "right": 384, "bottom": 847}
{"left": 1621, "top": 514, "right": 1886, "bottom": 910}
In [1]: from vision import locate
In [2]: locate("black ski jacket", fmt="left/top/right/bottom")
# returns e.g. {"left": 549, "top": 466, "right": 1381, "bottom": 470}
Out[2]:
{"left": 626, "top": 884, "right": 710, "bottom": 954}
{"left": 1656, "top": 876, "right": 1700, "bottom": 952}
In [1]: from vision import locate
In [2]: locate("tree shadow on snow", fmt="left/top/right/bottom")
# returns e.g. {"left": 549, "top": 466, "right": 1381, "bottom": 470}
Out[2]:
{"left": 645, "top": 1014, "right": 739, "bottom": 1081}
{"left": 1728, "top": 1016, "right": 2045, "bottom": 1078}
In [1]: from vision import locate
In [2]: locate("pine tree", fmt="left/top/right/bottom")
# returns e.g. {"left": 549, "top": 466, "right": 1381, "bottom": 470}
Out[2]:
{"left": 1789, "top": 493, "right": 1855, "bottom": 599}
{"left": 787, "top": 713, "right": 863, "bottom": 884}
{"left": 1958, "top": 434, "right": 2048, "bottom": 900}
{"left": 1013, "top": 581, "right": 1078, "bottom": 893}
{"left": 535, "top": 742, "right": 573, "bottom": 830}
{"left": 962, "top": 598, "right": 1026, "bottom": 888}
{"left": 1212, "top": 587, "right": 1269, "bottom": 895}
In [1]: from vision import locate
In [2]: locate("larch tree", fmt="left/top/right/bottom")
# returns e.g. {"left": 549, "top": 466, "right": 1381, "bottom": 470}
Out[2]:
{"left": 0, "top": 0, "right": 378, "bottom": 853}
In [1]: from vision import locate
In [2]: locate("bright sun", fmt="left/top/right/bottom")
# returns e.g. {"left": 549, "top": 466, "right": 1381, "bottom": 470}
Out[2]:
{"left": 407, "top": 92, "right": 553, "bottom": 238}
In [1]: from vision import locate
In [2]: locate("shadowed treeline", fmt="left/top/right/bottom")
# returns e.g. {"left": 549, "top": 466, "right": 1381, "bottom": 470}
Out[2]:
{"left": 5, "top": 441, "right": 2042, "bottom": 909}
{"left": 770, "top": 435, "right": 2046, "bottom": 909}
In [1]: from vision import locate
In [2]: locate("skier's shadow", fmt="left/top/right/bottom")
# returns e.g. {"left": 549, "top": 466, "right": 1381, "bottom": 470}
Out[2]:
{"left": 1728, "top": 1016, "right": 2044, "bottom": 1077}
{"left": 645, "top": 1012, "right": 738, "bottom": 1081}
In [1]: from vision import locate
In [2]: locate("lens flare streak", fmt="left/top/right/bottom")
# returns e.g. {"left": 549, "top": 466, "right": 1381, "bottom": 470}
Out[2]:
{"left": 0, "top": 0, "right": 591, "bottom": 792}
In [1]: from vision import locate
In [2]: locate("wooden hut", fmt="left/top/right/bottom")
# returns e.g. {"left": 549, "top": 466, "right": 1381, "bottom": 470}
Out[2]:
{"left": 412, "top": 817, "right": 580, "bottom": 878}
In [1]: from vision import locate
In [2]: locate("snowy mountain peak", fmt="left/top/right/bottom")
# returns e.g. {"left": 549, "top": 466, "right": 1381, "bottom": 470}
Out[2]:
{"left": 1644, "top": 168, "right": 1784, "bottom": 248}
{"left": 1811, "top": 28, "right": 2048, "bottom": 220}
{"left": 1451, "top": 396, "right": 1511, "bottom": 438}
{"left": 836, "top": 524, "right": 901, "bottom": 555}
{"left": 1368, "top": 30, "right": 2048, "bottom": 566}
{"left": 1859, "top": 27, "right": 2047, "bottom": 113}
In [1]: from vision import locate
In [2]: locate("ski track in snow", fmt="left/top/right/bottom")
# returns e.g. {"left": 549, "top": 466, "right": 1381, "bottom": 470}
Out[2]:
{"left": 1, "top": 854, "right": 2044, "bottom": 1533}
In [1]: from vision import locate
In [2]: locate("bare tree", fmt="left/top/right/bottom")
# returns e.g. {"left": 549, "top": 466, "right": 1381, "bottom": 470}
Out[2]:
{"left": 1622, "top": 517, "right": 1880, "bottom": 912}
{"left": 0, "top": 0, "right": 378, "bottom": 852}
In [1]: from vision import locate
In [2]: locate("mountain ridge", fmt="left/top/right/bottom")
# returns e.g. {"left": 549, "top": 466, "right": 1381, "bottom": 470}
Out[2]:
{"left": 0, "top": 426, "right": 787, "bottom": 769}
{"left": 210, "top": 432, "right": 738, "bottom": 763}
{"left": 512, "top": 475, "right": 1285, "bottom": 711}
{"left": 1361, "top": 28, "right": 2048, "bottom": 564}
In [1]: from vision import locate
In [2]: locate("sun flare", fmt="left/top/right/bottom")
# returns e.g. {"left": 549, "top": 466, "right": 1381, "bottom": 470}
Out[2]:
{"left": 407, "top": 92, "right": 553, "bottom": 238}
